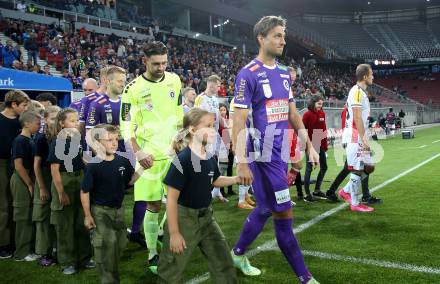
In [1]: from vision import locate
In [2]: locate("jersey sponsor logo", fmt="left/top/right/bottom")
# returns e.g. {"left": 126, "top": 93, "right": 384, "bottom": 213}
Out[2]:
{"left": 258, "top": 79, "right": 270, "bottom": 84}
{"left": 106, "top": 112, "right": 113, "bottom": 124}
{"left": 283, "top": 79, "right": 290, "bottom": 91}
{"left": 280, "top": 74, "right": 290, "bottom": 79}
{"left": 274, "top": 188, "right": 291, "bottom": 204}
{"left": 140, "top": 89, "right": 151, "bottom": 98}
{"left": 249, "top": 64, "right": 260, "bottom": 72}
{"left": 88, "top": 108, "right": 96, "bottom": 125}
{"left": 121, "top": 103, "right": 131, "bottom": 121}
{"left": 236, "top": 78, "right": 246, "bottom": 101}
{"left": 262, "top": 83, "right": 272, "bottom": 98}
{"left": 257, "top": 71, "right": 267, "bottom": 78}
{"left": 266, "top": 99, "right": 289, "bottom": 123}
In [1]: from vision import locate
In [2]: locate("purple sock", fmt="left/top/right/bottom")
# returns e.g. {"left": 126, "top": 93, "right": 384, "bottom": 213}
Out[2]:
{"left": 131, "top": 201, "right": 147, "bottom": 234}
{"left": 233, "top": 206, "right": 271, "bottom": 255}
{"left": 273, "top": 218, "right": 312, "bottom": 284}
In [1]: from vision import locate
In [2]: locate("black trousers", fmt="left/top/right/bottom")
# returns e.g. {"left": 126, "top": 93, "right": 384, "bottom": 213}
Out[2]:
{"left": 327, "top": 160, "right": 371, "bottom": 198}
{"left": 304, "top": 150, "right": 328, "bottom": 195}
{"left": 221, "top": 151, "right": 235, "bottom": 194}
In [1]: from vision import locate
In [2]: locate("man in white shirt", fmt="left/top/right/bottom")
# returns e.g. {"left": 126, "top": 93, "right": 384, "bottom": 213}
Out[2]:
{"left": 339, "top": 64, "right": 376, "bottom": 212}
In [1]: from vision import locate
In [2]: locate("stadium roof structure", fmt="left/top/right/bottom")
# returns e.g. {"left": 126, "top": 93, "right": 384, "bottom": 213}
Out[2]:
{"left": 255, "top": 0, "right": 440, "bottom": 14}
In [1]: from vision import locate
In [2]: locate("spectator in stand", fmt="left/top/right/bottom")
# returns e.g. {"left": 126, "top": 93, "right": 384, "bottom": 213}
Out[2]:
{"left": 43, "top": 65, "right": 52, "bottom": 76}
{"left": 218, "top": 81, "right": 227, "bottom": 97}
{"left": 16, "top": 1, "right": 27, "bottom": 12}
{"left": 24, "top": 33, "right": 38, "bottom": 65}
{"left": 73, "top": 69, "right": 89, "bottom": 90}
{"left": 192, "top": 78, "right": 203, "bottom": 94}
{"left": 32, "top": 64, "right": 44, "bottom": 74}
{"left": 2, "top": 40, "right": 20, "bottom": 68}
{"left": 11, "top": 60, "right": 23, "bottom": 70}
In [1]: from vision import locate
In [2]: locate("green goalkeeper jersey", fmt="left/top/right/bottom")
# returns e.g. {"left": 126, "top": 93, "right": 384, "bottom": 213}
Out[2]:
{"left": 120, "top": 71, "right": 183, "bottom": 160}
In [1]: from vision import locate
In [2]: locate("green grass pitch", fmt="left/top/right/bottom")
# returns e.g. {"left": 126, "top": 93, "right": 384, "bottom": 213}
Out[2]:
{"left": 1, "top": 125, "right": 439, "bottom": 284}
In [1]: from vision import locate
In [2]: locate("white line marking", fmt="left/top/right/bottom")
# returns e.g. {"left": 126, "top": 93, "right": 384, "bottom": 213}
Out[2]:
{"left": 433, "top": 140, "right": 440, "bottom": 144}
{"left": 185, "top": 153, "right": 440, "bottom": 284}
{"left": 295, "top": 250, "right": 440, "bottom": 275}
{"left": 416, "top": 145, "right": 428, "bottom": 149}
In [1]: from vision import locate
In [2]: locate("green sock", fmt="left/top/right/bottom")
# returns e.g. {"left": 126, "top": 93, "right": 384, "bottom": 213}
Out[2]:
{"left": 144, "top": 210, "right": 159, "bottom": 259}
{"left": 158, "top": 212, "right": 167, "bottom": 237}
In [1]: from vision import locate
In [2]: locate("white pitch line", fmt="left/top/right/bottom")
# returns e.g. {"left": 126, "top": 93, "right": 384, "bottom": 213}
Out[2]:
{"left": 300, "top": 250, "right": 440, "bottom": 275}
{"left": 185, "top": 153, "right": 440, "bottom": 284}
{"left": 433, "top": 140, "right": 440, "bottom": 144}
{"left": 416, "top": 145, "right": 428, "bottom": 149}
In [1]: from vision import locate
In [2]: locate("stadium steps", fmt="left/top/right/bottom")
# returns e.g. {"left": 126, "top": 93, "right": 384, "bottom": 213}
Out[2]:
{"left": 0, "top": 33, "right": 61, "bottom": 77}
{"left": 382, "top": 25, "right": 413, "bottom": 60}
{"left": 363, "top": 25, "right": 394, "bottom": 59}
{"left": 425, "top": 24, "right": 440, "bottom": 49}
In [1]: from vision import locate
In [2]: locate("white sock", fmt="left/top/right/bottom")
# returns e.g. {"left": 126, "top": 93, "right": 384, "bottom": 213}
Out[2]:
{"left": 349, "top": 174, "right": 361, "bottom": 206}
{"left": 238, "top": 185, "right": 249, "bottom": 203}
{"left": 343, "top": 179, "right": 352, "bottom": 193}
{"left": 212, "top": 187, "right": 221, "bottom": 198}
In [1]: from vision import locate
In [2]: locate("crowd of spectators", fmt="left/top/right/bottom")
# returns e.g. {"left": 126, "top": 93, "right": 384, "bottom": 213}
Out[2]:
{"left": 30, "top": 0, "right": 116, "bottom": 19}
{"left": 0, "top": 17, "right": 362, "bottom": 102}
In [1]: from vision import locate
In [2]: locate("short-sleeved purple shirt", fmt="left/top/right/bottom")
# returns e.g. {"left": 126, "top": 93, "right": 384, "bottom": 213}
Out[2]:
{"left": 233, "top": 59, "right": 294, "bottom": 163}
{"left": 86, "top": 95, "right": 121, "bottom": 128}
{"left": 79, "top": 92, "right": 101, "bottom": 122}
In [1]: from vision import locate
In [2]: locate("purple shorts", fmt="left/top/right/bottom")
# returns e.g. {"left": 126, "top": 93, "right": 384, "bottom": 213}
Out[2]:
{"left": 250, "top": 160, "right": 292, "bottom": 213}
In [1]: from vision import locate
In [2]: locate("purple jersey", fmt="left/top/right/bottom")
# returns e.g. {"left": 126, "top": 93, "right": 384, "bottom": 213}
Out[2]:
{"left": 69, "top": 101, "right": 82, "bottom": 113}
{"left": 78, "top": 92, "right": 101, "bottom": 122}
{"left": 86, "top": 95, "right": 121, "bottom": 129}
{"left": 234, "top": 59, "right": 294, "bottom": 163}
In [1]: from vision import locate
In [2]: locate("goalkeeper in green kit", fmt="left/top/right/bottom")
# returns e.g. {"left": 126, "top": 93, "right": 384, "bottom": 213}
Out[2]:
{"left": 120, "top": 41, "right": 183, "bottom": 274}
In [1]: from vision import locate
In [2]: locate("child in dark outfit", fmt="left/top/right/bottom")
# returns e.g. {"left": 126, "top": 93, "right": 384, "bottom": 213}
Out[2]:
{"left": 157, "top": 108, "right": 239, "bottom": 284}
{"left": 81, "top": 124, "right": 138, "bottom": 284}
{"left": 10, "top": 110, "right": 41, "bottom": 261}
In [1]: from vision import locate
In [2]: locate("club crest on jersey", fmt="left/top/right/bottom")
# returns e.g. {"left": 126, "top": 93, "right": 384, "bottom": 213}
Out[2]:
{"left": 283, "top": 80, "right": 290, "bottom": 91}
{"left": 118, "top": 166, "right": 126, "bottom": 176}
{"left": 146, "top": 102, "right": 154, "bottom": 111}
{"left": 169, "top": 90, "right": 176, "bottom": 99}
{"left": 262, "top": 84, "right": 272, "bottom": 98}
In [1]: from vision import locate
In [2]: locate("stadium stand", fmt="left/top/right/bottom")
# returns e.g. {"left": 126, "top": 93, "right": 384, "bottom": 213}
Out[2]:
{"left": 302, "top": 22, "right": 390, "bottom": 60}
{"left": 375, "top": 74, "right": 440, "bottom": 106}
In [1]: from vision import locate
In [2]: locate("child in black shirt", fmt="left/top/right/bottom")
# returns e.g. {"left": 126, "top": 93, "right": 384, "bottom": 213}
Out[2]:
{"left": 0, "top": 90, "right": 30, "bottom": 258}
{"left": 33, "top": 105, "right": 60, "bottom": 266}
{"left": 10, "top": 110, "right": 41, "bottom": 261}
{"left": 81, "top": 124, "right": 138, "bottom": 284}
{"left": 158, "top": 108, "right": 239, "bottom": 283}
{"left": 47, "top": 108, "right": 92, "bottom": 275}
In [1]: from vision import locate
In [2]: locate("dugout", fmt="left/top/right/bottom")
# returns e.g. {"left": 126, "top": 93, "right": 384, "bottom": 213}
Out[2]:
{"left": 0, "top": 68, "right": 73, "bottom": 107}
